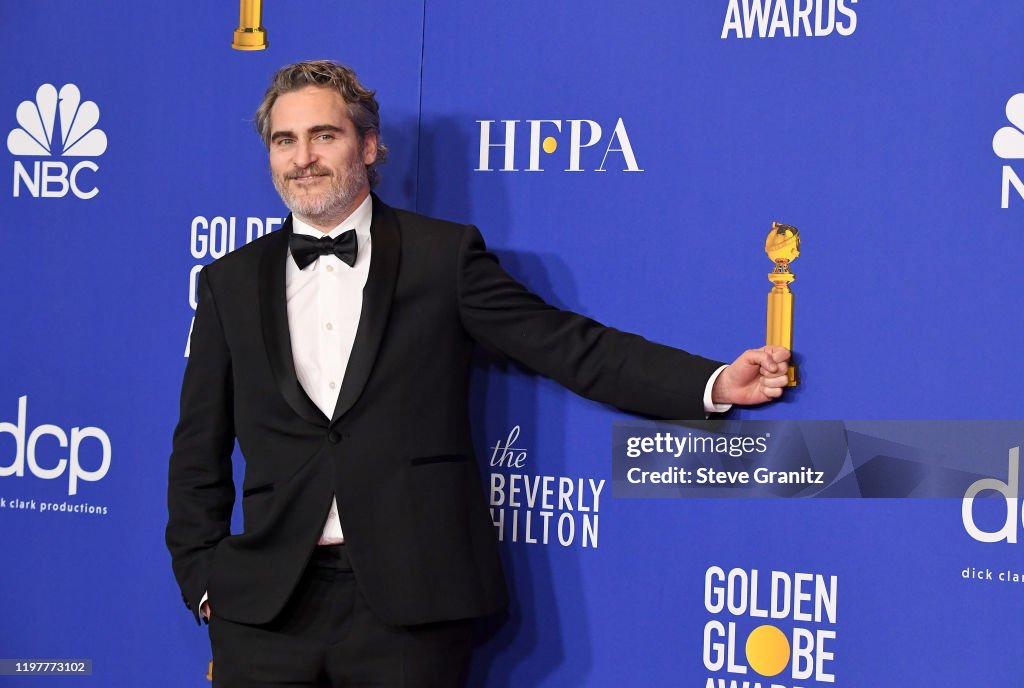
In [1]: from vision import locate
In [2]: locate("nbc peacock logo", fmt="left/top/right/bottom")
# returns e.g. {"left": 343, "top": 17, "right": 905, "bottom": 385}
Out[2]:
{"left": 7, "top": 83, "right": 108, "bottom": 199}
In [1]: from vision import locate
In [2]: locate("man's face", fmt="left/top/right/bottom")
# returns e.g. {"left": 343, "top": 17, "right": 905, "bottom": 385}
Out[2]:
{"left": 268, "top": 85, "right": 378, "bottom": 229}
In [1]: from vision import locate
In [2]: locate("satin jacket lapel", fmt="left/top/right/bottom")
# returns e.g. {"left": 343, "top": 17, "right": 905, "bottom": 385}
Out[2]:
{"left": 331, "top": 195, "right": 400, "bottom": 423}
{"left": 258, "top": 216, "right": 329, "bottom": 426}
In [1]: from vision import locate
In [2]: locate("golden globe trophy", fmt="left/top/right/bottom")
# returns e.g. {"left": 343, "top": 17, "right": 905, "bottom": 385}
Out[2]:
{"left": 232, "top": 0, "right": 268, "bottom": 50}
{"left": 765, "top": 222, "right": 799, "bottom": 386}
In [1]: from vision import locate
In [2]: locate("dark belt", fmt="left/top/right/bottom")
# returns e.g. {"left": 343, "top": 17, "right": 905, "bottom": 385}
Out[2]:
{"left": 309, "top": 543, "right": 352, "bottom": 572}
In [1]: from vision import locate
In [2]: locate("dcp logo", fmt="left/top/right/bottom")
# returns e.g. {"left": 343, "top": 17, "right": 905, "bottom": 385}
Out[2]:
{"left": 7, "top": 83, "right": 108, "bottom": 199}
{"left": 0, "top": 396, "right": 111, "bottom": 496}
{"left": 962, "top": 446, "right": 1023, "bottom": 543}
{"left": 993, "top": 94, "right": 1024, "bottom": 209}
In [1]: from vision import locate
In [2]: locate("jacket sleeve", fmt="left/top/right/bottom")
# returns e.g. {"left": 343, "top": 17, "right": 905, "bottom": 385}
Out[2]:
{"left": 166, "top": 266, "right": 236, "bottom": 625}
{"left": 456, "top": 225, "right": 725, "bottom": 419}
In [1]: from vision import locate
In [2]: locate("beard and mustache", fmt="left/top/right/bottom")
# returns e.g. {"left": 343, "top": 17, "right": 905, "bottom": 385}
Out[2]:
{"left": 271, "top": 158, "right": 368, "bottom": 227}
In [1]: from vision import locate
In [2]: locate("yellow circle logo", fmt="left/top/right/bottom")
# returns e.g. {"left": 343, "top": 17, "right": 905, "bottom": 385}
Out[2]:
{"left": 542, "top": 136, "right": 558, "bottom": 154}
{"left": 745, "top": 625, "right": 790, "bottom": 677}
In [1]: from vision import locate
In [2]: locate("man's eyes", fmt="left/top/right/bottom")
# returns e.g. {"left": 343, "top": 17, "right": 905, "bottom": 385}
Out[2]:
{"left": 274, "top": 134, "right": 334, "bottom": 146}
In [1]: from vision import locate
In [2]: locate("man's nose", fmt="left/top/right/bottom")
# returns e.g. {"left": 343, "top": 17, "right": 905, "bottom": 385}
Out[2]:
{"left": 293, "top": 139, "right": 317, "bottom": 168}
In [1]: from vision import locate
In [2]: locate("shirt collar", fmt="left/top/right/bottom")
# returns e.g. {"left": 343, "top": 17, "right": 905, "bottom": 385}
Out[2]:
{"left": 290, "top": 193, "right": 373, "bottom": 247}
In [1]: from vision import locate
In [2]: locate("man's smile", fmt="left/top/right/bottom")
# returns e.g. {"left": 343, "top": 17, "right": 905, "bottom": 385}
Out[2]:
{"left": 289, "top": 173, "right": 330, "bottom": 186}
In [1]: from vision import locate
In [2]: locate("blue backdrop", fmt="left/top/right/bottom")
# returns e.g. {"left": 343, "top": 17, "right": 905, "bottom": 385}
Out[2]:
{"left": 2, "top": 2, "right": 1023, "bottom": 685}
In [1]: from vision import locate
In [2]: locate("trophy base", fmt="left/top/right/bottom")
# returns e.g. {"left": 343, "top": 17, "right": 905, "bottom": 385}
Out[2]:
{"left": 787, "top": 366, "right": 798, "bottom": 387}
{"left": 232, "top": 27, "right": 268, "bottom": 50}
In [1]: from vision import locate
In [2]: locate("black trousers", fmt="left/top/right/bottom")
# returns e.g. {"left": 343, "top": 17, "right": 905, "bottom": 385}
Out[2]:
{"left": 209, "top": 545, "right": 475, "bottom": 687}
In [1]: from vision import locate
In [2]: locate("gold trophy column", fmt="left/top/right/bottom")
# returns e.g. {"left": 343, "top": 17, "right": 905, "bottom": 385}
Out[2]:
{"left": 232, "top": 0, "right": 268, "bottom": 50}
{"left": 765, "top": 222, "right": 799, "bottom": 386}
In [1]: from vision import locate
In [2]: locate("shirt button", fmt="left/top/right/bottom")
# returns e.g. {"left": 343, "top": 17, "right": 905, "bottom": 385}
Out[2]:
{"left": 326, "top": 265, "right": 334, "bottom": 272}
{"left": 325, "top": 322, "right": 333, "bottom": 331}
{"left": 328, "top": 431, "right": 341, "bottom": 444}
{"left": 328, "top": 381, "right": 337, "bottom": 390}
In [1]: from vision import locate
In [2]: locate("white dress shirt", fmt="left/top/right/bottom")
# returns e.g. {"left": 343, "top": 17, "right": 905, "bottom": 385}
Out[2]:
{"left": 287, "top": 194, "right": 373, "bottom": 544}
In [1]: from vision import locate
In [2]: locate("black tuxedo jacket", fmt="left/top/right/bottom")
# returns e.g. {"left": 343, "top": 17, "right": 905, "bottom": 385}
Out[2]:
{"left": 166, "top": 195, "right": 723, "bottom": 627}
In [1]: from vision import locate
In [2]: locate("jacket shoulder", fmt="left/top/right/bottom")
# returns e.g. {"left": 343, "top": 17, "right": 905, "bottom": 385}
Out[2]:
{"left": 391, "top": 207, "right": 470, "bottom": 241}
{"left": 202, "top": 223, "right": 283, "bottom": 278}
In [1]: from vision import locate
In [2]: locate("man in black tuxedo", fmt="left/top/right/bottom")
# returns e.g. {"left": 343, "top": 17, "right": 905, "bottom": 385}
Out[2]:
{"left": 166, "top": 60, "right": 790, "bottom": 687}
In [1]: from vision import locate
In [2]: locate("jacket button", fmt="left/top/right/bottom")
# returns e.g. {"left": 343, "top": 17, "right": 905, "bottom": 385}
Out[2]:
{"left": 328, "top": 431, "right": 341, "bottom": 444}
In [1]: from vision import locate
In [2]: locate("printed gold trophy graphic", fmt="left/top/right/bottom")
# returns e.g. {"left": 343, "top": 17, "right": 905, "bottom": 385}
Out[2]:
{"left": 765, "top": 222, "right": 799, "bottom": 386}
{"left": 232, "top": 0, "right": 268, "bottom": 50}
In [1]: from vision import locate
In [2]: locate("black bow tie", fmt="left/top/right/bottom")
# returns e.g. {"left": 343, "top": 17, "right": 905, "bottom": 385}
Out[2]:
{"left": 289, "top": 230, "right": 358, "bottom": 270}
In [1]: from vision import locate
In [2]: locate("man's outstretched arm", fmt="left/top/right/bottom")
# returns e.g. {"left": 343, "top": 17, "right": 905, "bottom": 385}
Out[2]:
{"left": 456, "top": 225, "right": 789, "bottom": 417}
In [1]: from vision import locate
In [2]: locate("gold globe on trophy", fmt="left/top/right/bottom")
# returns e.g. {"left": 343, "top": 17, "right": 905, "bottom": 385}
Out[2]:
{"left": 765, "top": 222, "right": 799, "bottom": 386}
